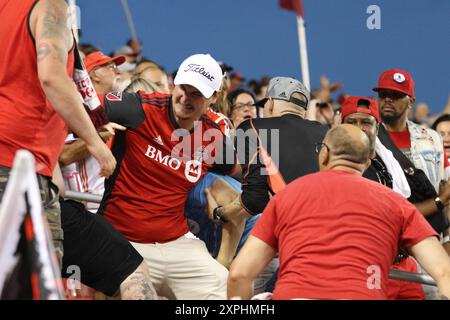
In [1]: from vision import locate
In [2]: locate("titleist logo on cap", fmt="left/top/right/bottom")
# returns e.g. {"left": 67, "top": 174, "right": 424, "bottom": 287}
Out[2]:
{"left": 184, "top": 64, "right": 215, "bottom": 82}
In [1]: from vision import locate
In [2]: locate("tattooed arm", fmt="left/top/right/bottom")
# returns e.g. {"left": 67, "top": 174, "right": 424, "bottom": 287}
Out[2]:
{"left": 29, "top": 0, "right": 116, "bottom": 178}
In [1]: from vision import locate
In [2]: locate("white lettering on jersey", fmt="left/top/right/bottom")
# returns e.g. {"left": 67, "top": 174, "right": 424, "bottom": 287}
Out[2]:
{"left": 145, "top": 145, "right": 182, "bottom": 170}
{"left": 153, "top": 135, "right": 164, "bottom": 146}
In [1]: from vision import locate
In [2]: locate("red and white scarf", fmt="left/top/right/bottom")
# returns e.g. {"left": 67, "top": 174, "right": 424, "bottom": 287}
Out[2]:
{"left": 72, "top": 41, "right": 108, "bottom": 129}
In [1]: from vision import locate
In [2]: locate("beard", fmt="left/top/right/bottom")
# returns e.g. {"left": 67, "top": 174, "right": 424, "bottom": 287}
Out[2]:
{"left": 111, "top": 76, "right": 131, "bottom": 92}
{"left": 381, "top": 104, "right": 409, "bottom": 125}
{"left": 381, "top": 113, "right": 399, "bottom": 125}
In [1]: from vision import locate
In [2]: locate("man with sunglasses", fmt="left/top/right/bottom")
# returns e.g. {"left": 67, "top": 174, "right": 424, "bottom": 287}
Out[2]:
{"left": 375, "top": 69, "right": 450, "bottom": 299}
{"left": 375, "top": 69, "right": 448, "bottom": 192}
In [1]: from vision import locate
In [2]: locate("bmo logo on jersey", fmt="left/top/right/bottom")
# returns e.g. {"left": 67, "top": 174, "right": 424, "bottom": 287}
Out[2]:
{"left": 145, "top": 145, "right": 182, "bottom": 170}
{"left": 145, "top": 145, "right": 202, "bottom": 183}
{"left": 184, "top": 160, "right": 202, "bottom": 183}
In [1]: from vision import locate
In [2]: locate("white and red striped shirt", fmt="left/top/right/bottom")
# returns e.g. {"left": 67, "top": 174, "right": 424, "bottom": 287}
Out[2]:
{"left": 205, "top": 107, "right": 231, "bottom": 137}
{"left": 61, "top": 134, "right": 105, "bottom": 212}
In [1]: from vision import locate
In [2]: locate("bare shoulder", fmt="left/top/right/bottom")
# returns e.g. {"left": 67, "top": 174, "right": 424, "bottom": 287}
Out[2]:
{"left": 31, "top": 0, "right": 73, "bottom": 64}
{"left": 30, "top": 0, "right": 70, "bottom": 42}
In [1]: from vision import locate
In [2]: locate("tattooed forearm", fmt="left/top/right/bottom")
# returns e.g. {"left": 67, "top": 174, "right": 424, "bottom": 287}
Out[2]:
{"left": 51, "top": 43, "right": 67, "bottom": 64}
{"left": 120, "top": 262, "right": 158, "bottom": 300}
{"left": 37, "top": 43, "right": 51, "bottom": 61}
{"left": 36, "top": 42, "right": 67, "bottom": 64}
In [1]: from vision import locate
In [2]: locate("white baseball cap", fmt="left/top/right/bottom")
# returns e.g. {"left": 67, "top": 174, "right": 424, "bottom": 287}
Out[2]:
{"left": 174, "top": 54, "right": 223, "bottom": 98}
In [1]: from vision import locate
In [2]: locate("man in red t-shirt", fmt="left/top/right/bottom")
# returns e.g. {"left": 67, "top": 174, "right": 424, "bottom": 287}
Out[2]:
{"left": 97, "top": 54, "right": 236, "bottom": 299}
{"left": 0, "top": 0, "right": 115, "bottom": 266}
{"left": 228, "top": 124, "right": 450, "bottom": 300}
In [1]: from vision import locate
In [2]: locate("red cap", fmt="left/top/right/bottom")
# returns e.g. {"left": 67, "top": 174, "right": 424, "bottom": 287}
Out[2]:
{"left": 341, "top": 96, "right": 381, "bottom": 124}
{"left": 372, "top": 69, "right": 415, "bottom": 97}
{"left": 83, "top": 51, "right": 126, "bottom": 73}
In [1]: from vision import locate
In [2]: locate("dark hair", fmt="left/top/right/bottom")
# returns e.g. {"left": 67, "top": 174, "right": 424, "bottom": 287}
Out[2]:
{"left": 227, "top": 89, "right": 257, "bottom": 106}
{"left": 431, "top": 114, "right": 450, "bottom": 131}
{"left": 253, "top": 77, "right": 270, "bottom": 96}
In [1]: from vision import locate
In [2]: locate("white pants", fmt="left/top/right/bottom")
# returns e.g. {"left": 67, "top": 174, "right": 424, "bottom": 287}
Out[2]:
{"left": 130, "top": 234, "right": 228, "bottom": 300}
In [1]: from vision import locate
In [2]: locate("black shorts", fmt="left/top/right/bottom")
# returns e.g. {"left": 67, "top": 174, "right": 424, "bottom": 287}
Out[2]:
{"left": 60, "top": 198, "right": 143, "bottom": 296}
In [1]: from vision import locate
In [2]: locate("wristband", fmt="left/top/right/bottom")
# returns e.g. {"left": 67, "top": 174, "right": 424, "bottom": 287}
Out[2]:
{"left": 213, "top": 206, "right": 228, "bottom": 223}
{"left": 435, "top": 197, "right": 445, "bottom": 211}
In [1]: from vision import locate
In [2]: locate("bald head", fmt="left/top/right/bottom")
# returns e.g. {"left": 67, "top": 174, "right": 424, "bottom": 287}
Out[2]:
{"left": 319, "top": 124, "right": 371, "bottom": 173}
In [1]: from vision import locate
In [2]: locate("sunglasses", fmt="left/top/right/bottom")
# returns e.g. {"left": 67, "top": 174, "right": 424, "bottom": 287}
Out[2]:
{"left": 378, "top": 90, "right": 407, "bottom": 100}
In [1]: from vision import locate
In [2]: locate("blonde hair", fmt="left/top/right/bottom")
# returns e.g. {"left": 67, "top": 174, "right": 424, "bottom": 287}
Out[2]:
{"left": 213, "top": 77, "right": 231, "bottom": 116}
{"left": 124, "top": 78, "right": 158, "bottom": 93}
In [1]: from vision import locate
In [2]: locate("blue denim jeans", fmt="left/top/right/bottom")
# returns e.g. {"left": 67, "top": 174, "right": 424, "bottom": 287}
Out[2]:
{"left": 185, "top": 172, "right": 260, "bottom": 258}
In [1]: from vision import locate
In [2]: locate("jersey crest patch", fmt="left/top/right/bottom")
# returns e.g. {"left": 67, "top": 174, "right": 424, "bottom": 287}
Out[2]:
{"left": 106, "top": 92, "right": 123, "bottom": 101}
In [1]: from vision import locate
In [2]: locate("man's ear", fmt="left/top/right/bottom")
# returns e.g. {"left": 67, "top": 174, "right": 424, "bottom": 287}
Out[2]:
{"left": 267, "top": 97, "right": 275, "bottom": 116}
{"left": 89, "top": 71, "right": 100, "bottom": 83}
{"left": 363, "top": 158, "right": 371, "bottom": 172}
{"left": 319, "top": 145, "right": 330, "bottom": 168}
{"left": 408, "top": 96, "right": 416, "bottom": 108}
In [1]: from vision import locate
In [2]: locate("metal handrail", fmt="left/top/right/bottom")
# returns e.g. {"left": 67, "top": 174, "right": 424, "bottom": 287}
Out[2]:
{"left": 64, "top": 190, "right": 102, "bottom": 203}
{"left": 389, "top": 269, "right": 436, "bottom": 286}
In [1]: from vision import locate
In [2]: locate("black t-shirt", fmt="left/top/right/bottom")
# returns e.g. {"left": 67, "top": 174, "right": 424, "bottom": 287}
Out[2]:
{"left": 236, "top": 114, "right": 328, "bottom": 215}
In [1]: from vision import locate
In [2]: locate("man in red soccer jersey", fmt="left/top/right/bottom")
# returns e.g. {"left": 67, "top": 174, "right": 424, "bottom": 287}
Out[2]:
{"left": 97, "top": 54, "right": 236, "bottom": 299}
{"left": 228, "top": 125, "right": 450, "bottom": 300}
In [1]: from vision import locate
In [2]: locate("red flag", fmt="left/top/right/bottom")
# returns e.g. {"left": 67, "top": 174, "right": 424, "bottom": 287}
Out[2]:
{"left": 279, "top": 0, "right": 304, "bottom": 17}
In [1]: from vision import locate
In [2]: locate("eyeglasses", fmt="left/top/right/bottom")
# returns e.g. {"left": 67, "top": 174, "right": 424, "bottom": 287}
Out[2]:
{"left": 378, "top": 90, "right": 407, "bottom": 100}
{"left": 93, "top": 62, "right": 118, "bottom": 72}
{"left": 314, "top": 142, "right": 329, "bottom": 154}
{"left": 232, "top": 103, "right": 256, "bottom": 111}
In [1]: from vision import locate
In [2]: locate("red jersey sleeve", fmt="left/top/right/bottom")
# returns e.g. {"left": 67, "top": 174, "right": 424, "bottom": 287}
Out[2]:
{"left": 400, "top": 203, "right": 438, "bottom": 250}
{"left": 98, "top": 94, "right": 105, "bottom": 107}
{"left": 251, "top": 196, "right": 279, "bottom": 250}
{"left": 205, "top": 108, "right": 231, "bottom": 137}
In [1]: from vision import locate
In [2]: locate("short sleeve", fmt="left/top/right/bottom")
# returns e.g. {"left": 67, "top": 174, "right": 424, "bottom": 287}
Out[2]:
{"left": 210, "top": 134, "right": 237, "bottom": 175}
{"left": 400, "top": 204, "right": 439, "bottom": 250}
{"left": 251, "top": 196, "right": 279, "bottom": 250}
{"left": 101, "top": 92, "right": 146, "bottom": 129}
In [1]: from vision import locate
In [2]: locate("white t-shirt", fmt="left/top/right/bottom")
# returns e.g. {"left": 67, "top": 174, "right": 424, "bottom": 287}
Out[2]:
{"left": 61, "top": 134, "right": 105, "bottom": 212}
